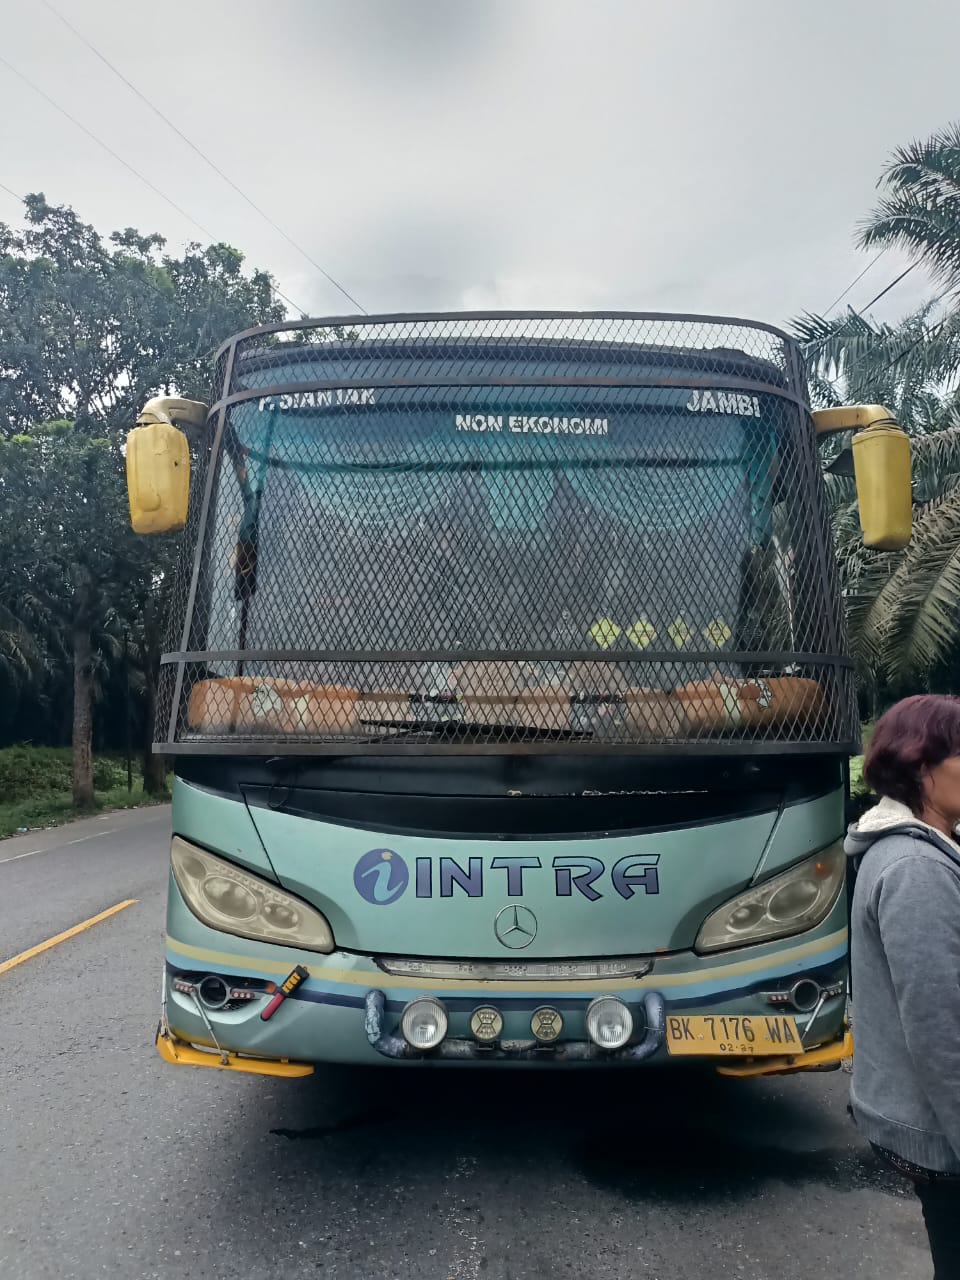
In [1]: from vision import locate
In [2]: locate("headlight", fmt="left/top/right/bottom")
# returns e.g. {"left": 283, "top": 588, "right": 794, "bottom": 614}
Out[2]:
{"left": 400, "top": 997, "right": 448, "bottom": 1050}
{"left": 171, "top": 836, "right": 334, "bottom": 953}
{"left": 695, "top": 842, "right": 845, "bottom": 954}
{"left": 585, "top": 996, "right": 633, "bottom": 1050}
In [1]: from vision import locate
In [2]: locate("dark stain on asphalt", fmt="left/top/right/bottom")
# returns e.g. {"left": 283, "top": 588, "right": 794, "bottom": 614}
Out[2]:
{"left": 270, "top": 1108, "right": 391, "bottom": 1140}
{"left": 565, "top": 1073, "right": 912, "bottom": 1203}
{"left": 258, "top": 1063, "right": 911, "bottom": 1208}
{"left": 572, "top": 1127, "right": 909, "bottom": 1205}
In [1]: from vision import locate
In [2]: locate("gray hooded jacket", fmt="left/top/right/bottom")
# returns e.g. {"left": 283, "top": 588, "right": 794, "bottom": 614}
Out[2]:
{"left": 846, "top": 797, "right": 960, "bottom": 1172}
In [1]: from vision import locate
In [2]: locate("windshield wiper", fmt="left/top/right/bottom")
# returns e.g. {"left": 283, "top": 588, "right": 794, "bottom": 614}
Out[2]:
{"left": 360, "top": 719, "right": 593, "bottom": 743}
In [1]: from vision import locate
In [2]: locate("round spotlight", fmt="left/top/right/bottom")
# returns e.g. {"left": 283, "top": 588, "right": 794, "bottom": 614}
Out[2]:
{"left": 470, "top": 1005, "right": 503, "bottom": 1044}
{"left": 585, "top": 996, "right": 633, "bottom": 1050}
{"left": 197, "top": 975, "right": 231, "bottom": 1010}
{"left": 400, "top": 997, "right": 448, "bottom": 1051}
{"left": 530, "top": 1006, "right": 563, "bottom": 1043}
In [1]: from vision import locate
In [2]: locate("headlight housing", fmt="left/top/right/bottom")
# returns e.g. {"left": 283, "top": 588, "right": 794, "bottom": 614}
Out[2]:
{"left": 400, "top": 997, "right": 448, "bottom": 1050}
{"left": 585, "top": 996, "right": 633, "bottom": 1050}
{"left": 695, "top": 842, "right": 845, "bottom": 954}
{"left": 171, "top": 836, "right": 334, "bottom": 953}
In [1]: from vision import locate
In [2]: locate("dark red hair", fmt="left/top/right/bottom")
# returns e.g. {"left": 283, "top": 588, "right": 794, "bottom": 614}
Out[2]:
{"left": 864, "top": 694, "right": 960, "bottom": 814}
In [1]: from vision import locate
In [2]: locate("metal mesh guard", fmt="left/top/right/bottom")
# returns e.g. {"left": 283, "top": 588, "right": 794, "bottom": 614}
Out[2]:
{"left": 160, "top": 313, "right": 856, "bottom": 755}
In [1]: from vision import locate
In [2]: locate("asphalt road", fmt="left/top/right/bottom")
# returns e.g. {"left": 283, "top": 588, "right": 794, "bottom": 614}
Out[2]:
{"left": 0, "top": 807, "right": 932, "bottom": 1280}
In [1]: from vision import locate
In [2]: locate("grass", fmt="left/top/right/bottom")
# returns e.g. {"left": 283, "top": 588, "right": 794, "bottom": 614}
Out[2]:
{"left": 0, "top": 746, "right": 169, "bottom": 840}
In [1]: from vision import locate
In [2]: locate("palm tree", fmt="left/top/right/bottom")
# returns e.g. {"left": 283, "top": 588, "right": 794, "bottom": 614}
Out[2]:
{"left": 799, "top": 304, "right": 960, "bottom": 689}
{"left": 858, "top": 123, "right": 960, "bottom": 295}
{"left": 791, "top": 121, "right": 960, "bottom": 692}
{"left": 800, "top": 306, "right": 960, "bottom": 688}
{"left": 0, "top": 602, "right": 43, "bottom": 688}
{"left": 794, "top": 305, "right": 960, "bottom": 428}
{"left": 829, "top": 426, "right": 960, "bottom": 687}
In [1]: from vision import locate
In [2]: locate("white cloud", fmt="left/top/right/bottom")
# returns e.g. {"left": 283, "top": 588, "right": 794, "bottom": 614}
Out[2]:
{"left": 1, "top": 0, "right": 956, "bottom": 330}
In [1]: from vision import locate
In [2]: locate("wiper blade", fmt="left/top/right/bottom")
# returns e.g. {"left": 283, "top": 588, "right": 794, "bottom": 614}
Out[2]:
{"left": 360, "top": 719, "right": 593, "bottom": 743}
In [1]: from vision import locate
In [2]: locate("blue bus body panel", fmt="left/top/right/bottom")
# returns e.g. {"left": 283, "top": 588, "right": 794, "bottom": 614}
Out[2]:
{"left": 165, "top": 779, "right": 847, "bottom": 1066}
{"left": 239, "top": 786, "right": 841, "bottom": 958}
{"left": 163, "top": 871, "right": 847, "bottom": 1067}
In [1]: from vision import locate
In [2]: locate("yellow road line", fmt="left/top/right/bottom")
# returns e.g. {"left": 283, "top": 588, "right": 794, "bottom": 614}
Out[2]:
{"left": 0, "top": 899, "right": 138, "bottom": 975}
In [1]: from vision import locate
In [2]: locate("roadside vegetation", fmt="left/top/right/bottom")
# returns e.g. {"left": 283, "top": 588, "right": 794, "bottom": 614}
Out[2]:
{"left": 794, "top": 124, "right": 960, "bottom": 699}
{"left": 0, "top": 195, "right": 282, "bottom": 810}
{"left": 847, "top": 725, "right": 876, "bottom": 822}
{"left": 0, "top": 746, "right": 168, "bottom": 839}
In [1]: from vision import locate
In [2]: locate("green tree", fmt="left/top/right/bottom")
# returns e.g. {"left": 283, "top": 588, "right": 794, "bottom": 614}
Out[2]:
{"left": 0, "top": 426, "right": 135, "bottom": 804}
{"left": 0, "top": 195, "right": 285, "bottom": 803}
{"left": 795, "top": 305, "right": 960, "bottom": 428}
{"left": 0, "top": 194, "right": 283, "bottom": 439}
{"left": 827, "top": 426, "right": 960, "bottom": 689}
{"left": 797, "top": 306, "right": 960, "bottom": 692}
{"left": 858, "top": 122, "right": 960, "bottom": 295}
{"left": 115, "top": 545, "right": 181, "bottom": 794}
{"left": 792, "top": 119, "right": 960, "bottom": 697}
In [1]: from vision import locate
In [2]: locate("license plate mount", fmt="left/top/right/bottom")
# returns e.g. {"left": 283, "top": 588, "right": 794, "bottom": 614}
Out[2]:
{"left": 665, "top": 1013, "right": 801, "bottom": 1057}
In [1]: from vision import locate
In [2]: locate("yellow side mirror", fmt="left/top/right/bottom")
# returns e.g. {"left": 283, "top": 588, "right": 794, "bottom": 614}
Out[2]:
{"left": 125, "top": 420, "right": 190, "bottom": 534}
{"left": 852, "top": 424, "right": 912, "bottom": 551}
{"left": 136, "top": 396, "right": 208, "bottom": 435}
{"left": 811, "top": 405, "right": 912, "bottom": 551}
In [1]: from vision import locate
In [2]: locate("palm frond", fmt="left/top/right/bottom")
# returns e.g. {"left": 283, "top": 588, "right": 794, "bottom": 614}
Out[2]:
{"left": 0, "top": 603, "right": 45, "bottom": 681}
{"left": 822, "top": 472, "right": 858, "bottom": 517}
{"left": 796, "top": 305, "right": 960, "bottom": 428}
{"left": 858, "top": 125, "right": 960, "bottom": 292}
{"left": 912, "top": 425, "right": 960, "bottom": 501}
{"left": 844, "top": 548, "right": 904, "bottom": 671}
{"left": 883, "top": 488, "right": 960, "bottom": 682}
{"left": 878, "top": 125, "right": 960, "bottom": 201}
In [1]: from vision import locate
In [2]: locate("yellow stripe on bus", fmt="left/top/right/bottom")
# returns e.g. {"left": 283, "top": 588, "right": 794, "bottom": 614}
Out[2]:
{"left": 166, "top": 926, "right": 847, "bottom": 994}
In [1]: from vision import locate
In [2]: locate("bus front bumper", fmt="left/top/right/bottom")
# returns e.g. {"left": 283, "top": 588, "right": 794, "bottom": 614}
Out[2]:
{"left": 157, "top": 966, "right": 851, "bottom": 1077}
{"left": 361, "top": 986, "right": 851, "bottom": 1073}
{"left": 161, "top": 891, "right": 850, "bottom": 1073}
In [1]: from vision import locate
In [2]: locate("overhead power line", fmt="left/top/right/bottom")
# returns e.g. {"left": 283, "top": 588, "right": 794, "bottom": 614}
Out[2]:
{"left": 0, "top": 180, "right": 23, "bottom": 202}
{"left": 40, "top": 0, "right": 367, "bottom": 316}
{"left": 0, "top": 52, "right": 306, "bottom": 316}
{"left": 821, "top": 254, "right": 918, "bottom": 322}
{"left": 822, "top": 251, "right": 885, "bottom": 317}
{"left": 820, "top": 288, "right": 954, "bottom": 394}
{"left": 808, "top": 257, "right": 923, "bottom": 370}
{"left": 860, "top": 262, "right": 918, "bottom": 314}
{"left": 0, "top": 52, "right": 217, "bottom": 239}
{"left": 872, "top": 296, "right": 954, "bottom": 381}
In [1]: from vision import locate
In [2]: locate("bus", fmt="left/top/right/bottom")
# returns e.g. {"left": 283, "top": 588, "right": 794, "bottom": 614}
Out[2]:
{"left": 125, "top": 311, "right": 911, "bottom": 1077}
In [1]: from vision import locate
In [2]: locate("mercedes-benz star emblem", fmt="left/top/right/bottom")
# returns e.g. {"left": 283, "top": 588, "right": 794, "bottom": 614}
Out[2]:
{"left": 494, "top": 905, "right": 538, "bottom": 949}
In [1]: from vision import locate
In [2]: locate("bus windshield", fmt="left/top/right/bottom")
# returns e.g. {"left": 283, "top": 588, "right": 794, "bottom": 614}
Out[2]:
{"left": 199, "top": 393, "right": 800, "bottom": 699}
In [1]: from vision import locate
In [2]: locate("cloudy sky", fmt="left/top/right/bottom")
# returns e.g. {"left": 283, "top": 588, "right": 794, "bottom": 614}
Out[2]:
{"left": 1, "top": 0, "right": 955, "bottom": 329}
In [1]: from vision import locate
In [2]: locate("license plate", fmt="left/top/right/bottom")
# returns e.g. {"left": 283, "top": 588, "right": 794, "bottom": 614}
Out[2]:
{"left": 665, "top": 1013, "right": 801, "bottom": 1057}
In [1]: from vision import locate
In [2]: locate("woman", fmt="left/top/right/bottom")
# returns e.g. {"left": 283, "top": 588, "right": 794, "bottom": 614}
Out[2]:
{"left": 846, "top": 695, "right": 960, "bottom": 1276}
